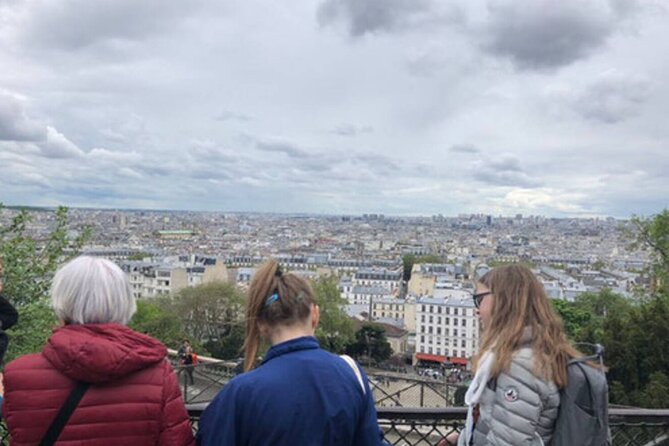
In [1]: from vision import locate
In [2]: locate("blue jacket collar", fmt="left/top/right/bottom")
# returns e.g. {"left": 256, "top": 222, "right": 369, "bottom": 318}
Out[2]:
{"left": 262, "top": 336, "right": 320, "bottom": 364}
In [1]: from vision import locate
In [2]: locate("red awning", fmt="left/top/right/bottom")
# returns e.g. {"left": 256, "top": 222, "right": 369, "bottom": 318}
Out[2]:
{"left": 415, "top": 353, "right": 469, "bottom": 365}
{"left": 415, "top": 353, "right": 445, "bottom": 363}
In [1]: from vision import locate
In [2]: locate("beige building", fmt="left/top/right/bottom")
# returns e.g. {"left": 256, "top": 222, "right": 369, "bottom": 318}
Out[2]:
{"left": 408, "top": 264, "right": 436, "bottom": 296}
{"left": 121, "top": 256, "right": 228, "bottom": 299}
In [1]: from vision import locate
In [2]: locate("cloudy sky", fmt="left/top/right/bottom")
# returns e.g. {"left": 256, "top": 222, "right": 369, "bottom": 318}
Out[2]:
{"left": 1, "top": 0, "right": 667, "bottom": 217}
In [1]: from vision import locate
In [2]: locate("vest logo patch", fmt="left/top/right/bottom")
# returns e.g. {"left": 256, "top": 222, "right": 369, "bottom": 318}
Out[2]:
{"left": 504, "top": 387, "right": 519, "bottom": 402}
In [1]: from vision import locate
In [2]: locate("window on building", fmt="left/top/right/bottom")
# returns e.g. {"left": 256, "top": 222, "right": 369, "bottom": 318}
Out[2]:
{"left": 421, "top": 315, "right": 425, "bottom": 322}
{"left": 421, "top": 305, "right": 425, "bottom": 312}
{"left": 445, "top": 348, "right": 449, "bottom": 356}
{"left": 428, "top": 347, "right": 433, "bottom": 354}
{"left": 438, "top": 317, "right": 442, "bottom": 324}
{"left": 421, "top": 335, "right": 425, "bottom": 343}
{"left": 461, "top": 350, "right": 465, "bottom": 357}
{"left": 454, "top": 308, "right": 459, "bottom": 316}
{"left": 437, "top": 306, "right": 442, "bottom": 314}
{"left": 454, "top": 329, "right": 458, "bottom": 336}
{"left": 446, "top": 317, "right": 450, "bottom": 324}
{"left": 429, "top": 316, "right": 433, "bottom": 323}
{"left": 446, "top": 307, "right": 450, "bottom": 315}
{"left": 428, "top": 326, "right": 433, "bottom": 334}
{"left": 461, "top": 339, "right": 466, "bottom": 347}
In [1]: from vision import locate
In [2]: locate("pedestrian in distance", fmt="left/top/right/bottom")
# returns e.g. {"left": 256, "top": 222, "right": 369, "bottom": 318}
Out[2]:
{"left": 440, "top": 264, "right": 585, "bottom": 446}
{"left": 197, "top": 259, "right": 388, "bottom": 446}
{"left": 2, "top": 256, "right": 194, "bottom": 446}
{"left": 178, "top": 339, "right": 197, "bottom": 385}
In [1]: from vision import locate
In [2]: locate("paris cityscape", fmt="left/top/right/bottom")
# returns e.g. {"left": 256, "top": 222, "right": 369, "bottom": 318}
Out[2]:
{"left": 1, "top": 0, "right": 669, "bottom": 444}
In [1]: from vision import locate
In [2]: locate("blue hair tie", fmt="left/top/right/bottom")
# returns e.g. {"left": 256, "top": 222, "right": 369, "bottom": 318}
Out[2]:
{"left": 264, "top": 292, "right": 280, "bottom": 307}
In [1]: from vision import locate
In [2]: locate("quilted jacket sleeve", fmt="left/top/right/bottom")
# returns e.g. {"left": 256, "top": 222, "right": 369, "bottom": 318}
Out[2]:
{"left": 485, "top": 349, "right": 560, "bottom": 446}
{"left": 159, "top": 361, "right": 196, "bottom": 446}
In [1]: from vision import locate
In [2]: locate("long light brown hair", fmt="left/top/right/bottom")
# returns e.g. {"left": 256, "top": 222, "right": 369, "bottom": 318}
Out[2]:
{"left": 243, "top": 260, "right": 315, "bottom": 372}
{"left": 473, "top": 264, "right": 580, "bottom": 389}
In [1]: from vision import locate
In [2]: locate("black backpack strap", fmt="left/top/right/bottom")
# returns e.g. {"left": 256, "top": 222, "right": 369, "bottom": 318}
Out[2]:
{"left": 40, "top": 381, "right": 90, "bottom": 446}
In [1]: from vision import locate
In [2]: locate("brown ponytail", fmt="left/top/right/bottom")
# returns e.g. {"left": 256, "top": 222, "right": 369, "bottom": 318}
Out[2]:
{"left": 243, "top": 260, "right": 316, "bottom": 371}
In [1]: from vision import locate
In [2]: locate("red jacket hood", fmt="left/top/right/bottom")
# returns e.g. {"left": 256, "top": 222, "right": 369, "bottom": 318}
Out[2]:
{"left": 43, "top": 323, "right": 168, "bottom": 383}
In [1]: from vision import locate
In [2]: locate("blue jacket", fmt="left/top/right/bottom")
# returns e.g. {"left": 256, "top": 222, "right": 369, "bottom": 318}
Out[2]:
{"left": 197, "top": 336, "right": 386, "bottom": 446}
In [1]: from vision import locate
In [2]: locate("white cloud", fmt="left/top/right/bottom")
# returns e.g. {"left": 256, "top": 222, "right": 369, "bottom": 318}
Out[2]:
{"left": 0, "top": 0, "right": 667, "bottom": 216}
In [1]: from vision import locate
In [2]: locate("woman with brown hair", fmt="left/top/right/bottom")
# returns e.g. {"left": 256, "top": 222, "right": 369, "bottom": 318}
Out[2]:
{"left": 197, "top": 260, "right": 386, "bottom": 446}
{"left": 446, "top": 264, "right": 580, "bottom": 446}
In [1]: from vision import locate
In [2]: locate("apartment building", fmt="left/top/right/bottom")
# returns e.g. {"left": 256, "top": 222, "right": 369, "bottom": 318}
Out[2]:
{"left": 414, "top": 293, "right": 479, "bottom": 366}
{"left": 121, "top": 256, "right": 228, "bottom": 299}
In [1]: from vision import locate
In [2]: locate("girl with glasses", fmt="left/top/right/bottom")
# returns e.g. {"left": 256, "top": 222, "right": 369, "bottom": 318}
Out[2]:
{"left": 442, "top": 264, "right": 581, "bottom": 446}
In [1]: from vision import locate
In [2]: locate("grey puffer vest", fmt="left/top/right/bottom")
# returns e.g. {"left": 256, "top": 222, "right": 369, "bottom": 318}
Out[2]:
{"left": 460, "top": 337, "right": 560, "bottom": 446}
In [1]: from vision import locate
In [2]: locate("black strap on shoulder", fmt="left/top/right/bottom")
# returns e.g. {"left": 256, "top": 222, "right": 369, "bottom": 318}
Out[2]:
{"left": 40, "top": 381, "right": 90, "bottom": 446}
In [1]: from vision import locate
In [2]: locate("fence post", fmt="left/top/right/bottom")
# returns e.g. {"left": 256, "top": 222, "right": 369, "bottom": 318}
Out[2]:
{"left": 420, "top": 383, "right": 425, "bottom": 407}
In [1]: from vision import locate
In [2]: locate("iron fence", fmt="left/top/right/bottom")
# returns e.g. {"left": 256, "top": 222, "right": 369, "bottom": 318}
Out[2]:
{"left": 1, "top": 403, "right": 667, "bottom": 445}
{"left": 176, "top": 360, "right": 467, "bottom": 407}
{"left": 186, "top": 404, "right": 669, "bottom": 446}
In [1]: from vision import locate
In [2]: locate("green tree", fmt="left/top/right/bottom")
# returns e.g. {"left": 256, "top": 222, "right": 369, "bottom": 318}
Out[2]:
{"left": 204, "top": 324, "right": 245, "bottom": 360}
{"left": 1, "top": 205, "right": 89, "bottom": 363}
{"left": 639, "top": 372, "right": 669, "bottom": 409}
{"left": 0, "top": 205, "right": 90, "bottom": 306}
{"left": 402, "top": 254, "right": 416, "bottom": 282}
{"left": 551, "top": 299, "right": 591, "bottom": 341}
{"left": 346, "top": 323, "right": 392, "bottom": 365}
{"left": 629, "top": 210, "right": 669, "bottom": 293}
{"left": 402, "top": 254, "right": 444, "bottom": 281}
{"left": 129, "top": 299, "right": 187, "bottom": 350}
{"left": 168, "top": 281, "right": 245, "bottom": 356}
{"left": 3, "top": 299, "right": 57, "bottom": 363}
{"left": 312, "top": 277, "right": 355, "bottom": 353}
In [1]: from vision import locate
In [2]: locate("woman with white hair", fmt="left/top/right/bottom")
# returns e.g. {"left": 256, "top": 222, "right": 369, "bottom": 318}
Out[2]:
{"left": 1, "top": 256, "right": 195, "bottom": 446}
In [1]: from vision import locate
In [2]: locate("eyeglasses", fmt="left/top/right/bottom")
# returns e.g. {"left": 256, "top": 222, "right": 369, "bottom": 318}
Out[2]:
{"left": 472, "top": 291, "right": 491, "bottom": 309}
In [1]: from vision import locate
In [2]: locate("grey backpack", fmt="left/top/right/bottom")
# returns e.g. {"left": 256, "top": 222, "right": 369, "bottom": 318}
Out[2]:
{"left": 551, "top": 344, "right": 612, "bottom": 446}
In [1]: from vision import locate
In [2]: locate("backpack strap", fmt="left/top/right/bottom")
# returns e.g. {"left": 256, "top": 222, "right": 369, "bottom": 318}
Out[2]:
{"left": 40, "top": 381, "right": 90, "bottom": 446}
{"left": 340, "top": 354, "right": 366, "bottom": 395}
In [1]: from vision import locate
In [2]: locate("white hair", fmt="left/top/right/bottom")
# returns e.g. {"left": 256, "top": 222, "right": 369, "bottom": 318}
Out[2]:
{"left": 51, "top": 256, "right": 136, "bottom": 325}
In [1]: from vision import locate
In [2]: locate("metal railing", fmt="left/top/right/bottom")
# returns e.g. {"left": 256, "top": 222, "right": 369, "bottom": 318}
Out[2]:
{"left": 173, "top": 357, "right": 468, "bottom": 407}
{"left": 186, "top": 404, "right": 669, "bottom": 446}
{"left": 1, "top": 400, "right": 667, "bottom": 445}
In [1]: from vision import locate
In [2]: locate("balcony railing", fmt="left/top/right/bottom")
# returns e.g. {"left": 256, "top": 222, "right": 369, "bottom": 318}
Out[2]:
{"left": 1, "top": 400, "right": 667, "bottom": 445}
{"left": 186, "top": 404, "right": 669, "bottom": 446}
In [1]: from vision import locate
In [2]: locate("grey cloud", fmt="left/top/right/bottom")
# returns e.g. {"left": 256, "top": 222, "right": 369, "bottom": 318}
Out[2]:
{"left": 255, "top": 139, "right": 311, "bottom": 158}
{"left": 574, "top": 72, "right": 651, "bottom": 124}
{"left": 18, "top": 0, "right": 205, "bottom": 50}
{"left": 449, "top": 144, "right": 479, "bottom": 154}
{"left": 331, "top": 123, "right": 373, "bottom": 136}
{"left": 214, "top": 111, "right": 253, "bottom": 122}
{"left": 40, "top": 127, "right": 84, "bottom": 158}
{"left": 473, "top": 154, "right": 541, "bottom": 188}
{"left": 480, "top": 0, "right": 633, "bottom": 70}
{"left": 0, "top": 92, "right": 47, "bottom": 141}
{"left": 317, "top": 0, "right": 436, "bottom": 37}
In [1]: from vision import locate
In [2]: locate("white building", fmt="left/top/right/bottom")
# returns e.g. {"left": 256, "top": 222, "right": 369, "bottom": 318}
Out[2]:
{"left": 353, "top": 267, "right": 402, "bottom": 293}
{"left": 414, "top": 294, "right": 480, "bottom": 366}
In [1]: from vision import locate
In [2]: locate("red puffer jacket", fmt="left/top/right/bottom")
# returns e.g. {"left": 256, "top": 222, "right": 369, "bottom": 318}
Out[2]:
{"left": 2, "top": 323, "right": 195, "bottom": 446}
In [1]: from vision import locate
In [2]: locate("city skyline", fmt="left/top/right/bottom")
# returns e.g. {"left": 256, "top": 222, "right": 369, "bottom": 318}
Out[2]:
{"left": 1, "top": 1, "right": 668, "bottom": 218}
